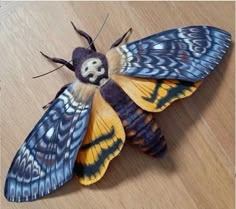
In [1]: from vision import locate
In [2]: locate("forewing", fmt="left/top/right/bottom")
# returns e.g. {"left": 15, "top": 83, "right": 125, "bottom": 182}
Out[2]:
{"left": 4, "top": 81, "right": 96, "bottom": 202}
{"left": 112, "top": 75, "right": 201, "bottom": 112}
{"left": 74, "top": 89, "right": 125, "bottom": 185}
{"left": 107, "top": 26, "right": 231, "bottom": 82}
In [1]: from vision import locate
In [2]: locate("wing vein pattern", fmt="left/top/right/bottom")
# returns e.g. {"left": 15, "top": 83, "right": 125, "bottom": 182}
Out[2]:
{"left": 5, "top": 82, "right": 93, "bottom": 202}
{"left": 115, "top": 26, "right": 231, "bottom": 81}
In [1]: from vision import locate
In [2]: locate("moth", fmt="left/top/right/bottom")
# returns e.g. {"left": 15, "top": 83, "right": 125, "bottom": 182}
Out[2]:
{"left": 4, "top": 19, "right": 231, "bottom": 202}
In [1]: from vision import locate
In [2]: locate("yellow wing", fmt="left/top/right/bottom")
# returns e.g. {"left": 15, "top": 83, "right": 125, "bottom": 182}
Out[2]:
{"left": 112, "top": 74, "right": 202, "bottom": 112}
{"left": 75, "top": 89, "right": 125, "bottom": 185}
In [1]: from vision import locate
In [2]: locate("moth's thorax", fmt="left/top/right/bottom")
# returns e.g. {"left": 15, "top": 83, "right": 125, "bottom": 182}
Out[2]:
{"left": 73, "top": 47, "right": 109, "bottom": 86}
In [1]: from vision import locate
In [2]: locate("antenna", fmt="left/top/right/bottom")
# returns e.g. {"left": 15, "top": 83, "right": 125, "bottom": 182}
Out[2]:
{"left": 86, "top": 13, "right": 109, "bottom": 50}
{"left": 32, "top": 64, "right": 66, "bottom": 79}
{"left": 33, "top": 13, "right": 110, "bottom": 79}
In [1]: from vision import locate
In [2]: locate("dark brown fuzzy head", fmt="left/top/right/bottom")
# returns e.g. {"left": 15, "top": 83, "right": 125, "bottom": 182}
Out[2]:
{"left": 72, "top": 47, "right": 108, "bottom": 85}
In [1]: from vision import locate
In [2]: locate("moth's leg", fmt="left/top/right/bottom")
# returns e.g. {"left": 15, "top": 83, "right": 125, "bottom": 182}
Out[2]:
{"left": 110, "top": 28, "right": 133, "bottom": 49}
{"left": 70, "top": 21, "right": 96, "bottom": 52}
{"left": 42, "top": 84, "right": 70, "bottom": 110}
{"left": 40, "top": 51, "right": 74, "bottom": 71}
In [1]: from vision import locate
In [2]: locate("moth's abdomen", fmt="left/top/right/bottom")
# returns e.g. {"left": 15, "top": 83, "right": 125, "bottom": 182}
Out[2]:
{"left": 100, "top": 80, "right": 167, "bottom": 157}
{"left": 123, "top": 105, "right": 166, "bottom": 157}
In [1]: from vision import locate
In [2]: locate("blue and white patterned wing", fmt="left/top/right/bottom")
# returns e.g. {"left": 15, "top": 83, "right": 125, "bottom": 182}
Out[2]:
{"left": 108, "top": 26, "right": 231, "bottom": 82}
{"left": 4, "top": 81, "right": 96, "bottom": 202}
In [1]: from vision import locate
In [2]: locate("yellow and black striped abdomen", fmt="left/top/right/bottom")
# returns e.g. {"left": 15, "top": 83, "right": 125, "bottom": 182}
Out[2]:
{"left": 100, "top": 80, "right": 167, "bottom": 157}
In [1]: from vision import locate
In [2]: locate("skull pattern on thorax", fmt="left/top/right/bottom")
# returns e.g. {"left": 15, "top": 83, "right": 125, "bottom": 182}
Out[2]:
{"left": 73, "top": 47, "right": 109, "bottom": 86}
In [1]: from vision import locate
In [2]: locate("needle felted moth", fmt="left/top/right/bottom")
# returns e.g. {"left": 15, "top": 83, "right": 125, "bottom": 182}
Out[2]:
{"left": 4, "top": 20, "right": 231, "bottom": 202}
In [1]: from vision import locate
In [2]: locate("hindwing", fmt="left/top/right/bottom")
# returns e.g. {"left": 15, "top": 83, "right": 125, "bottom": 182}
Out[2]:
{"left": 75, "top": 89, "right": 125, "bottom": 185}
{"left": 112, "top": 74, "right": 201, "bottom": 112}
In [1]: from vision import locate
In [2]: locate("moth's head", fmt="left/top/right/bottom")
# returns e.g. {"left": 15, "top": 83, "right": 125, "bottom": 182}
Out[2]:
{"left": 72, "top": 47, "right": 108, "bottom": 85}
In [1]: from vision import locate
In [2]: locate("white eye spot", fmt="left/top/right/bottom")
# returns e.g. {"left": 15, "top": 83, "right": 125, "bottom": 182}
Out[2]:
{"left": 153, "top": 43, "right": 165, "bottom": 49}
{"left": 46, "top": 127, "right": 54, "bottom": 138}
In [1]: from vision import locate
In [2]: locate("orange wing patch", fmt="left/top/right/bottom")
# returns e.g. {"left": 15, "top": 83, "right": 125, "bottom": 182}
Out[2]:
{"left": 75, "top": 89, "right": 125, "bottom": 185}
{"left": 112, "top": 74, "right": 202, "bottom": 112}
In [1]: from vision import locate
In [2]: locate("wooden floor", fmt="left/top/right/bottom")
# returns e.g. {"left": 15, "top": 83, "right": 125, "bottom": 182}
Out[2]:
{"left": 0, "top": 2, "right": 234, "bottom": 209}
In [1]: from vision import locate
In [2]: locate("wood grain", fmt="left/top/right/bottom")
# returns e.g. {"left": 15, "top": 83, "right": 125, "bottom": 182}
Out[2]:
{"left": 0, "top": 2, "right": 234, "bottom": 209}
